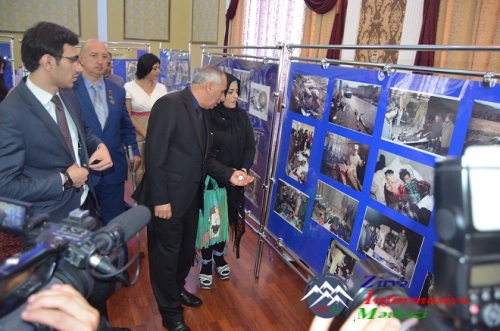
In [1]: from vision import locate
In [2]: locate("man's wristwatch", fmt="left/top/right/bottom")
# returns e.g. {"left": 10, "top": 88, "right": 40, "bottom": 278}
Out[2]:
{"left": 62, "top": 171, "right": 73, "bottom": 190}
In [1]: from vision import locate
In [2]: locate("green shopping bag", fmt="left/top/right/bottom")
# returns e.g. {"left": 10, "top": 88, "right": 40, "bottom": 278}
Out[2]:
{"left": 195, "top": 175, "right": 229, "bottom": 249}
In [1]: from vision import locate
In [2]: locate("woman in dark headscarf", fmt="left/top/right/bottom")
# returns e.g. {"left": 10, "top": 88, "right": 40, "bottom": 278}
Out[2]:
{"left": 198, "top": 73, "right": 256, "bottom": 289}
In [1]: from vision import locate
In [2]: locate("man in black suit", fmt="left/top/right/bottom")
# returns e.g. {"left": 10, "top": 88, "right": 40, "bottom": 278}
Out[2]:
{"left": 133, "top": 65, "right": 253, "bottom": 331}
{"left": 0, "top": 21, "right": 112, "bottom": 222}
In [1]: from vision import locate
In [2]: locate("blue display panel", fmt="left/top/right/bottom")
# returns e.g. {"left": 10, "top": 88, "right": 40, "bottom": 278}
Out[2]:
{"left": 266, "top": 61, "right": 485, "bottom": 298}
{"left": 159, "top": 50, "right": 190, "bottom": 92}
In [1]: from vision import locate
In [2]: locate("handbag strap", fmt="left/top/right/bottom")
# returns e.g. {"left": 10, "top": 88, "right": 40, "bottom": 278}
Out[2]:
{"left": 204, "top": 175, "right": 219, "bottom": 190}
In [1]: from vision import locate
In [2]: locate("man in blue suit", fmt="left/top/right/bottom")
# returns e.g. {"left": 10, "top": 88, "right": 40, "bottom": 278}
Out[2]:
{"left": 0, "top": 22, "right": 112, "bottom": 223}
{"left": 73, "top": 39, "right": 141, "bottom": 228}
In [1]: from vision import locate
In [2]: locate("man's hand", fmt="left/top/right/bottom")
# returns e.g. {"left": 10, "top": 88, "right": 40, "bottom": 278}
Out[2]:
{"left": 154, "top": 203, "right": 172, "bottom": 220}
{"left": 88, "top": 143, "right": 113, "bottom": 171}
{"left": 21, "top": 284, "right": 100, "bottom": 331}
{"left": 133, "top": 155, "right": 142, "bottom": 172}
{"left": 66, "top": 163, "right": 89, "bottom": 188}
{"left": 230, "top": 170, "right": 255, "bottom": 186}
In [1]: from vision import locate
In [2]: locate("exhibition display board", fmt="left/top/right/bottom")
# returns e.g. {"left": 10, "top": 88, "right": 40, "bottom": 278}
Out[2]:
{"left": 159, "top": 49, "right": 191, "bottom": 92}
{"left": 265, "top": 59, "right": 500, "bottom": 298}
{"left": 201, "top": 48, "right": 281, "bottom": 226}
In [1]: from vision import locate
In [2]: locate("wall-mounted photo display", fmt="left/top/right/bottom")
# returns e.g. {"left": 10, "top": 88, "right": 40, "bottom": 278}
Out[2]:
{"left": 382, "top": 88, "right": 459, "bottom": 157}
{"left": 357, "top": 207, "right": 424, "bottom": 286}
{"left": 328, "top": 79, "right": 381, "bottom": 135}
{"left": 320, "top": 132, "right": 369, "bottom": 192}
{"left": 285, "top": 120, "right": 315, "bottom": 185}
{"left": 311, "top": 180, "right": 359, "bottom": 244}
{"left": 273, "top": 179, "right": 309, "bottom": 232}
{"left": 249, "top": 83, "right": 271, "bottom": 121}
{"left": 322, "top": 239, "right": 358, "bottom": 290}
{"left": 244, "top": 169, "right": 261, "bottom": 208}
{"left": 289, "top": 73, "right": 329, "bottom": 120}
{"left": 463, "top": 100, "right": 500, "bottom": 153}
{"left": 252, "top": 130, "right": 263, "bottom": 166}
{"left": 232, "top": 68, "right": 252, "bottom": 103}
{"left": 370, "top": 150, "right": 434, "bottom": 226}
{"left": 418, "top": 272, "right": 434, "bottom": 305}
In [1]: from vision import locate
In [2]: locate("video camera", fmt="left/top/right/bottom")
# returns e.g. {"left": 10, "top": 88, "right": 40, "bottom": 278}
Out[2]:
{"left": 341, "top": 145, "right": 500, "bottom": 330}
{"left": 0, "top": 197, "right": 151, "bottom": 330}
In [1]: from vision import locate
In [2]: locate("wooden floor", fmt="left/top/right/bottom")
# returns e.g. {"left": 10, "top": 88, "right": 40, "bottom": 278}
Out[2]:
{"left": 107, "top": 182, "right": 345, "bottom": 330}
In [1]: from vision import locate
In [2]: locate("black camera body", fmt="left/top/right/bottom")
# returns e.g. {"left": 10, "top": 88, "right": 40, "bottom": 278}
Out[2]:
{"left": 433, "top": 148, "right": 500, "bottom": 330}
{"left": 0, "top": 201, "right": 128, "bottom": 330}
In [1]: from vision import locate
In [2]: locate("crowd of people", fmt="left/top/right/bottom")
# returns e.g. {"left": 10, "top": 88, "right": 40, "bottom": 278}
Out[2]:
{"left": 0, "top": 21, "right": 256, "bottom": 331}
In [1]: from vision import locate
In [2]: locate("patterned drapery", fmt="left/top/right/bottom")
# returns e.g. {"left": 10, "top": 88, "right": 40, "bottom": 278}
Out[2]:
{"left": 355, "top": 0, "right": 408, "bottom": 64}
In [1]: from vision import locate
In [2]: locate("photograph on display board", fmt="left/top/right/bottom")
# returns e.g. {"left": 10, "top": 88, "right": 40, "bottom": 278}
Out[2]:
{"left": 273, "top": 179, "right": 309, "bottom": 232}
{"left": 285, "top": 120, "right": 314, "bottom": 185}
{"left": 382, "top": 89, "right": 459, "bottom": 157}
{"left": 249, "top": 83, "right": 271, "bottom": 121}
{"left": 166, "top": 60, "right": 189, "bottom": 89}
{"left": 370, "top": 150, "right": 434, "bottom": 226}
{"left": 232, "top": 69, "right": 251, "bottom": 102}
{"left": 126, "top": 61, "right": 137, "bottom": 83}
{"left": 322, "top": 239, "right": 358, "bottom": 290}
{"left": 328, "top": 79, "right": 381, "bottom": 135}
{"left": 463, "top": 100, "right": 500, "bottom": 153}
{"left": 264, "top": 65, "right": 278, "bottom": 95}
{"left": 418, "top": 272, "right": 435, "bottom": 305}
{"left": 311, "top": 180, "right": 359, "bottom": 244}
{"left": 320, "top": 132, "right": 369, "bottom": 192}
{"left": 244, "top": 169, "right": 261, "bottom": 208}
{"left": 357, "top": 207, "right": 423, "bottom": 286}
{"left": 252, "top": 130, "right": 263, "bottom": 165}
{"left": 289, "top": 73, "right": 329, "bottom": 120}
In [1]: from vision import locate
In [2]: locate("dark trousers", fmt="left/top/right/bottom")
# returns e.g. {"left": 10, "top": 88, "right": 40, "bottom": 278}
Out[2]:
{"left": 94, "top": 178, "right": 127, "bottom": 258}
{"left": 147, "top": 189, "right": 200, "bottom": 323}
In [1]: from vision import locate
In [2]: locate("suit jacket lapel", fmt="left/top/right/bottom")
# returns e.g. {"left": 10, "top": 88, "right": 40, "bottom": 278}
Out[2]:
{"left": 182, "top": 90, "right": 204, "bottom": 154}
{"left": 18, "top": 80, "right": 74, "bottom": 159}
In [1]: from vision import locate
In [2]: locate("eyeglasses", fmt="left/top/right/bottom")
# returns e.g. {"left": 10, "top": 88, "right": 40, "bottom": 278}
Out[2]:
{"left": 56, "top": 55, "right": 81, "bottom": 64}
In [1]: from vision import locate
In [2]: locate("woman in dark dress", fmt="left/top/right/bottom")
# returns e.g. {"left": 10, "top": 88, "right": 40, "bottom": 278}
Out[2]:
{"left": 198, "top": 73, "right": 256, "bottom": 289}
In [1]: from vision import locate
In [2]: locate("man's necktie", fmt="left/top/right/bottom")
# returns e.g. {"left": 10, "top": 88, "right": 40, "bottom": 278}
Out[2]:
{"left": 51, "top": 95, "right": 75, "bottom": 160}
{"left": 92, "top": 85, "right": 107, "bottom": 129}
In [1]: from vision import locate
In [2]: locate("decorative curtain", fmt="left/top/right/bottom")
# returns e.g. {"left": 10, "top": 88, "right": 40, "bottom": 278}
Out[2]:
{"left": 355, "top": 0, "right": 408, "bottom": 64}
{"left": 435, "top": 0, "right": 500, "bottom": 76}
{"left": 224, "top": 0, "right": 239, "bottom": 53}
{"left": 326, "top": 0, "right": 348, "bottom": 59}
{"left": 414, "top": 0, "right": 440, "bottom": 67}
{"left": 243, "top": 0, "right": 305, "bottom": 58}
{"left": 304, "top": 0, "right": 338, "bottom": 14}
{"left": 301, "top": 7, "right": 336, "bottom": 58}
{"left": 227, "top": 0, "right": 245, "bottom": 53}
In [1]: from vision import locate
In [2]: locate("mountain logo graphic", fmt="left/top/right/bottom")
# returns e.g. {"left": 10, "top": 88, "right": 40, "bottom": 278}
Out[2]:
{"left": 302, "top": 273, "right": 353, "bottom": 318}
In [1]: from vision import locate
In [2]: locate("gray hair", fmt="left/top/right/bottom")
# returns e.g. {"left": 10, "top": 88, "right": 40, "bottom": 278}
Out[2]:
{"left": 192, "top": 65, "right": 224, "bottom": 85}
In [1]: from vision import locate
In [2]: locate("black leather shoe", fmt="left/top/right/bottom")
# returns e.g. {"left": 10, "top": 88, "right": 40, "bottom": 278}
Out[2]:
{"left": 179, "top": 290, "right": 202, "bottom": 307}
{"left": 162, "top": 320, "right": 191, "bottom": 331}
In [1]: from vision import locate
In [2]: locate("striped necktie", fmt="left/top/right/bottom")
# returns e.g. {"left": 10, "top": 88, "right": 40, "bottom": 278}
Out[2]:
{"left": 92, "top": 85, "right": 107, "bottom": 129}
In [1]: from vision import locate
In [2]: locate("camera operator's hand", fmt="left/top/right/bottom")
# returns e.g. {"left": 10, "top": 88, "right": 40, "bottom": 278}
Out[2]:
{"left": 67, "top": 163, "right": 89, "bottom": 188}
{"left": 21, "top": 284, "right": 99, "bottom": 331}
{"left": 89, "top": 143, "right": 113, "bottom": 172}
